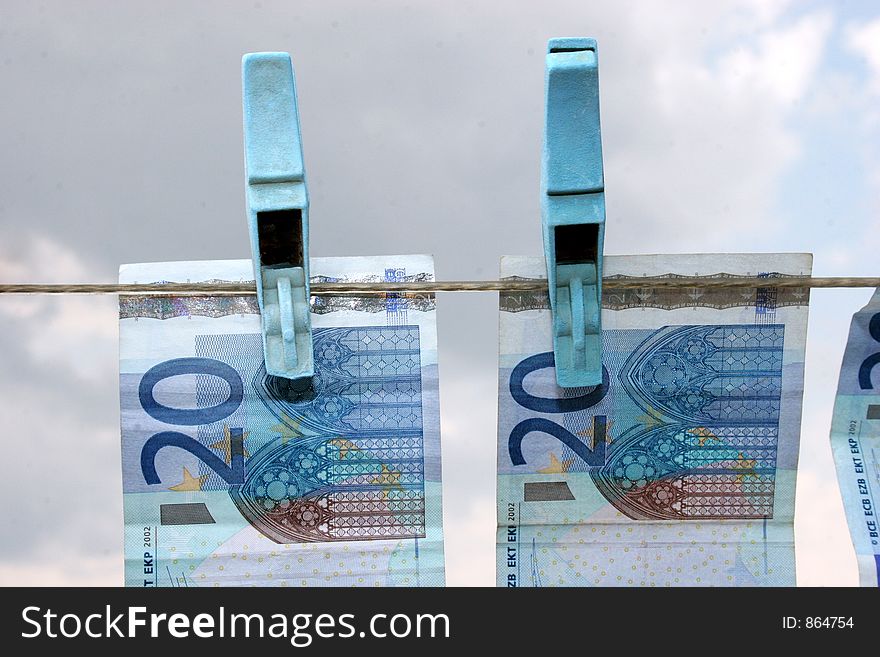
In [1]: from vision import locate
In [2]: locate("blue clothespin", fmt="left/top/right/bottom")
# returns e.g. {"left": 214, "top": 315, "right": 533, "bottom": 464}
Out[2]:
{"left": 541, "top": 38, "right": 605, "bottom": 388}
{"left": 242, "top": 52, "right": 313, "bottom": 380}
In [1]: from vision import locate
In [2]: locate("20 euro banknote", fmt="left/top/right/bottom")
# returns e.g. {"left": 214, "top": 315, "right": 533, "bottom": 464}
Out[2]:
{"left": 830, "top": 287, "right": 880, "bottom": 587}
{"left": 120, "top": 256, "right": 444, "bottom": 587}
{"left": 497, "top": 254, "right": 811, "bottom": 586}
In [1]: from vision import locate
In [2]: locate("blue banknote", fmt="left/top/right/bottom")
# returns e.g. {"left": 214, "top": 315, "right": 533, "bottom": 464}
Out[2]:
{"left": 497, "top": 254, "right": 811, "bottom": 586}
{"left": 120, "top": 257, "right": 444, "bottom": 587}
{"left": 830, "top": 287, "right": 880, "bottom": 586}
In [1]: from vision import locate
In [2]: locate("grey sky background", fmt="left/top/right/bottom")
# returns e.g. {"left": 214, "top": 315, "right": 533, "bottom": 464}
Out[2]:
{"left": 1, "top": 0, "right": 878, "bottom": 585}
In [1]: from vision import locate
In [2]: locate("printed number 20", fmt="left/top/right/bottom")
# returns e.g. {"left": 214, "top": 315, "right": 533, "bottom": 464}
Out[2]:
{"left": 508, "top": 352, "right": 608, "bottom": 467}
{"left": 138, "top": 358, "right": 245, "bottom": 485}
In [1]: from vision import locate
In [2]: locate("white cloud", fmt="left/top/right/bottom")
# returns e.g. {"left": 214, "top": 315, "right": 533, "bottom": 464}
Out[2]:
{"left": 439, "top": 363, "right": 498, "bottom": 586}
{"left": 844, "top": 17, "right": 880, "bottom": 196}
{"left": 604, "top": 7, "right": 833, "bottom": 253}
{"left": 0, "top": 235, "right": 117, "bottom": 384}
{"left": 716, "top": 12, "right": 832, "bottom": 105}
{"left": 0, "top": 236, "right": 96, "bottom": 284}
{"left": 795, "top": 470, "right": 857, "bottom": 586}
{"left": 0, "top": 555, "right": 121, "bottom": 587}
{"left": 846, "top": 17, "right": 880, "bottom": 94}
{"left": 443, "top": 495, "right": 496, "bottom": 587}
{"left": 741, "top": 0, "right": 796, "bottom": 26}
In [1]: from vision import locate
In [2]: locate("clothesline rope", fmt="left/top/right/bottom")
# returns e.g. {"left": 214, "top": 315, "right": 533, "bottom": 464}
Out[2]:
{"left": 0, "top": 276, "right": 877, "bottom": 296}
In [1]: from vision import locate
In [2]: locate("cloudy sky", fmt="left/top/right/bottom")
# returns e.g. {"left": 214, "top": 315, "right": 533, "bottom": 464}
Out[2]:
{"left": 0, "top": 0, "right": 878, "bottom": 586}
